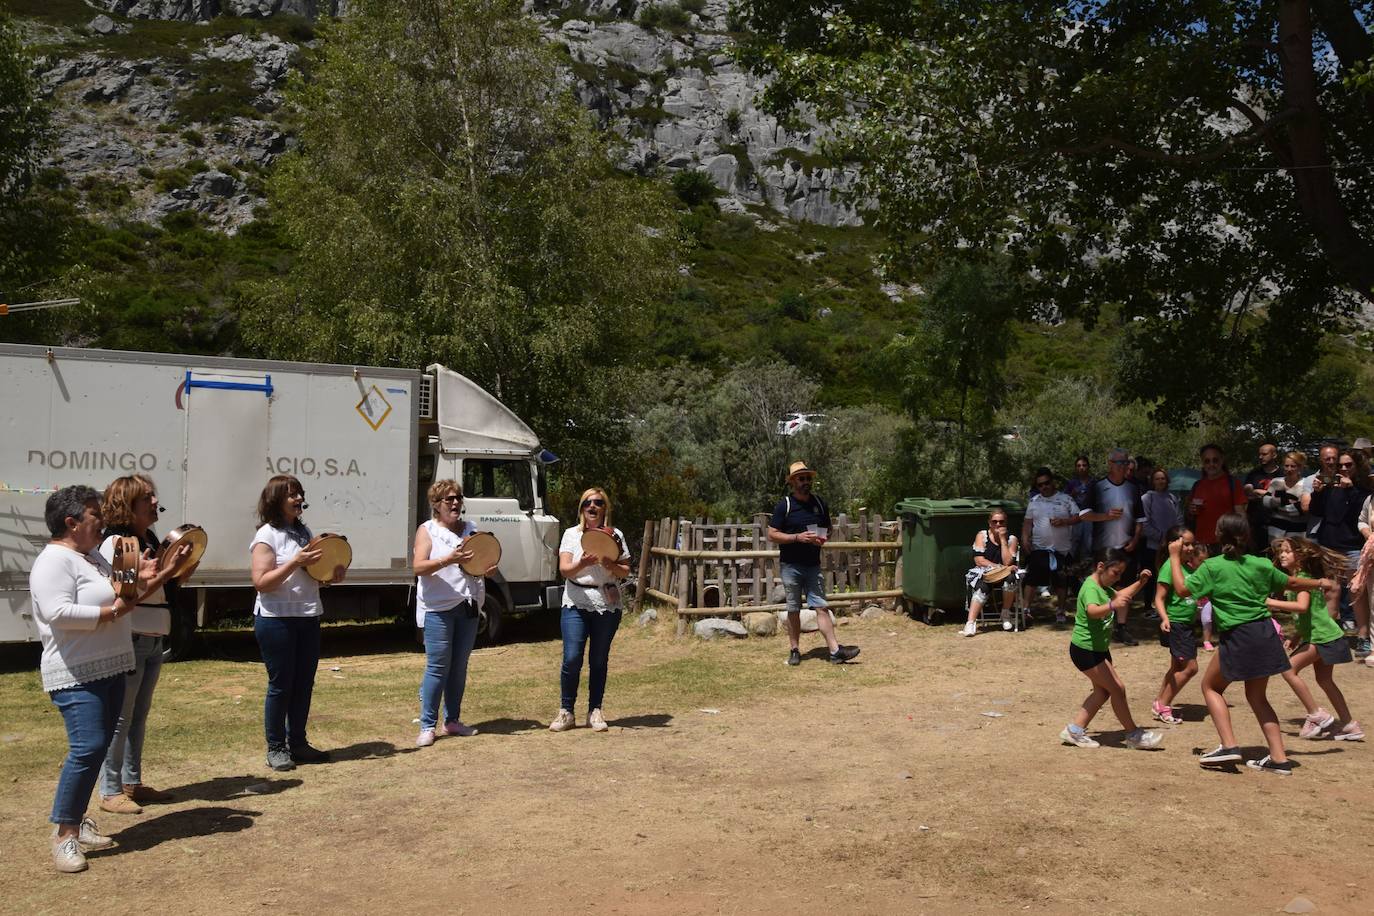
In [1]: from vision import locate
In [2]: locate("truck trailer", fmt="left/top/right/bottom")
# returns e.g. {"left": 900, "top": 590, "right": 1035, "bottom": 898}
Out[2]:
{"left": 0, "top": 343, "right": 562, "bottom": 655}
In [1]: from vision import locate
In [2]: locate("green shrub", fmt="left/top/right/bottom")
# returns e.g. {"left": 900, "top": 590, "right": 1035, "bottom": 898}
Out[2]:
{"left": 681, "top": 0, "right": 707, "bottom": 13}
{"left": 639, "top": 3, "right": 690, "bottom": 30}
{"left": 672, "top": 170, "right": 719, "bottom": 208}
{"left": 181, "top": 128, "right": 205, "bottom": 147}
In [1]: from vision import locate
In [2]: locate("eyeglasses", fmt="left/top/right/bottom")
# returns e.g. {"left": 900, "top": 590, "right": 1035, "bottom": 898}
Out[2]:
{"left": 1339, "top": 462, "right": 1356, "bottom": 469}
{"left": 990, "top": 520, "right": 1007, "bottom": 526}
{"left": 581, "top": 498, "right": 606, "bottom": 508}
{"left": 439, "top": 495, "right": 462, "bottom": 504}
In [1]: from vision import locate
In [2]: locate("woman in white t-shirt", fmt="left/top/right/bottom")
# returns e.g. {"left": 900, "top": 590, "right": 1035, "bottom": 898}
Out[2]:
{"left": 249, "top": 474, "right": 343, "bottom": 772}
{"left": 411, "top": 479, "right": 499, "bottom": 748}
{"left": 30, "top": 485, "right": 143, "bottom": 873}
{"left": 96, "top": 475, "right": 189, "bottom": 816}
{"left": 549, "top": 487, "right": 631, "bottom": 734}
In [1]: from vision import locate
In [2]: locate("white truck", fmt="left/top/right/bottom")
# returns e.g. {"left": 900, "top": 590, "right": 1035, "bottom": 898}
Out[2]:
{"left": 0, "top": 343, "right": 563, "bottom": 655}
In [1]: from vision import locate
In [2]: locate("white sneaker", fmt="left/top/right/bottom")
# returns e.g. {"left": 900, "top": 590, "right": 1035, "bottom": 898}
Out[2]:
{"left": 549, "top": 709, "right": 575, "bottom": 732}
{"left": 51, "top": 834, "right": 87, "bottom": 873}
{"left": 588, "top": 708, "right": 608, "bottom": 732}
{"left": 1001, "top": 618, "right": 1014, "bottom": 631}
{"left": 415, "top": 728, "right": 436, "bottom": 747}
{"left": 1059, "top": 726, "right": 1099, "bottom": 748}
{"left": 1124, "top": 728, "right": 1163, "bottom": 750}
{"left": 76, "top": 817, "right": 113, "bottom": 850}
{"left": 961, "top": 621, "right": 977, "bottom": 637}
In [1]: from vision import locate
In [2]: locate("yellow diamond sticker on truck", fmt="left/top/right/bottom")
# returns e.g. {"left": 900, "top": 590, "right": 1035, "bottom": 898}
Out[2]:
{"left": 356, "top": 384, "right": 392, "bottom": 431}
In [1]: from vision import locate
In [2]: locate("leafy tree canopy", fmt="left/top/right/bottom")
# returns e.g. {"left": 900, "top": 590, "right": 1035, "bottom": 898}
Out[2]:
{"left": 240, "top": 0, "right": 681, "bottom": 449}
{"left": 735, "top": 1, "right": 1374, "bottom": 425}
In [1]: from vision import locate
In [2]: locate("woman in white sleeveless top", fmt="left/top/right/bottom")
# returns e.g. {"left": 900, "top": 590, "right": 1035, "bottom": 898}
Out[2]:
{"left": 412, "top": 480, "right": 498, "bottom": 747}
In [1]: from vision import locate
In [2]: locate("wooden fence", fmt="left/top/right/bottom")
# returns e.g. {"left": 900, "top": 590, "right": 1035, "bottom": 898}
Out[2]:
{"left": 634, "top": 513, "right": 903, "bottom": 634}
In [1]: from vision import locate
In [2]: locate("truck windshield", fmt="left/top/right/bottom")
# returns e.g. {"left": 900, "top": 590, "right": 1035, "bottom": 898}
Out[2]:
{"left": 462, "top": 458, "right": 534, "bottom": 511}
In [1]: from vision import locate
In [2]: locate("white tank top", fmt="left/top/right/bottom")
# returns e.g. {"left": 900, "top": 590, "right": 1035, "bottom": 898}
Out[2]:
{"left": 416, "top": 519, "right": 486, "bottom": 624}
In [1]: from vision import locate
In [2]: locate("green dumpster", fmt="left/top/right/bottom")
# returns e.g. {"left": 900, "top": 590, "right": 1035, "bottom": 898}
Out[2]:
{"left": 896, "top": 498, "right": 1026, "bottom": 614}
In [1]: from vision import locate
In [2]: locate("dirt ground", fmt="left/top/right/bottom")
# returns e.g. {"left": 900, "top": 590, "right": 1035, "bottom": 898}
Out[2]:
{"left": 2, "top": 612, "right": 1374, "bottom": 915}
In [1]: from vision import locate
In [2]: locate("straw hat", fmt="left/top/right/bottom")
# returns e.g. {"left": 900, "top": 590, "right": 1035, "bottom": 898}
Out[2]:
{"left": 787, "top": 460, "right": 816, "bottom": 482}
{"left": 1355, "top": 437, "right": 1373, "bottom": 451}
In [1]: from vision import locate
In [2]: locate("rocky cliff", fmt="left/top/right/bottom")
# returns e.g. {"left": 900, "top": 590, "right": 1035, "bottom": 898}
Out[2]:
{"left": 28, "top": 1, "right": 862, "bottom": 233}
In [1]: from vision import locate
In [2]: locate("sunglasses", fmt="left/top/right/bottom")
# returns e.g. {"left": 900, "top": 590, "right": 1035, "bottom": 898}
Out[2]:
{"left": 1339, "top": 462, "right": 1356, "bottom": 469}
{"left": 439, "top": 495, "right": 463, "bottom": 503}
{"left": 581, "top": 498, "right": 606, "bottom": 508}
{"left": 990, "top": 519, "right": 1008, "bottom": 525}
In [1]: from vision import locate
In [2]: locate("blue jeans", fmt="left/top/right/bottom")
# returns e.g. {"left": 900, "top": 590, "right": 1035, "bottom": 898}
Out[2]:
{"left": 419, "top": 605, "right": 479, "bottom": 729}
{"left": 560, "top": 606, "right": 621, "bottom": 713}
{"left": 1340, "top": 549, "right": 1362, "bottom": 625}
{"left": 100, "top": 634, "right": 164, "bottom": 797}
{"left": 50, "top": 675, "right": 126, "bottom": 825}
{"left": 781, "top": 563, "right": 828, "bottom": 614}
{"left": 254, "top": 615, "right": 321, "bottom": 750}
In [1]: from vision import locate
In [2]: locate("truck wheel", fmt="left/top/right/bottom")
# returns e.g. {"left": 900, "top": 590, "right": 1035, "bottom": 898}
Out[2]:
{"left": 477, "top": 595, "right": 503, "bottom": 647}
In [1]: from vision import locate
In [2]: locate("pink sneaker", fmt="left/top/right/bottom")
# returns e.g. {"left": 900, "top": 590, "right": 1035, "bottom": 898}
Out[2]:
{"left": 1334, "top": 721, "right": 1365, "bottom": 742}
{"left": 415, "top": 729, "right": 436, "bottom": 747}
{"left": 442, "top": 720, "right": 478, "bottom": 737}
{"left": 1299, "top": 709, "right": 1335, "bottom": 739}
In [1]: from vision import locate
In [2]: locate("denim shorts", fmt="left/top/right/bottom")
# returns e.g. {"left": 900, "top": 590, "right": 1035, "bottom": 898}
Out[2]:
{"left": 780, "top": 563, "right": 827, "bottom": 614}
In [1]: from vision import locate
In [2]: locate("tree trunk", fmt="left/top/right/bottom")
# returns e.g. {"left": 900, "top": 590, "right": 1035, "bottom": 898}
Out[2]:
{"left": 1276, "top": 1, "right": 1374, "bottom": 303}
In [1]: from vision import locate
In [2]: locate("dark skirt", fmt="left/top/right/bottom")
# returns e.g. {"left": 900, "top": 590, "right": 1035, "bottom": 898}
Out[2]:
{"left": 1168, "top": 624, "right": 1198, "bottom": 661}
{"left": 1217, "top": 617, "right": 1291, "bottom": 682}
{"left": 1315, "top": 637, "right": 1353, "bottom": 666}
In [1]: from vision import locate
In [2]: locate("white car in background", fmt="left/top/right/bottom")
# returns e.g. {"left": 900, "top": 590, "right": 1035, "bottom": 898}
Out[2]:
{"left": 776, "top": 413, "right": 830, "bottom": 436}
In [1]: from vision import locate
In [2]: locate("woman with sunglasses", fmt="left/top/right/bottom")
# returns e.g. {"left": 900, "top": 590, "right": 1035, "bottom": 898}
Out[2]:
{"left": 95, "top": 475, "right": 189, "bottom": 816}
{"left": 1262, "top": 450, "right": 1311, "bottom": 544}
{"left": 1310, "top": 448, "right": 1373, "bottom": 634}
{"left": 412, "top": 480, "right": 496, "bottom": 747}
{"left": 962, "top": 509, "right": 1020, "bottom": 636}
{"left": 550, "top": 488, "right": 630, "bottom": 733}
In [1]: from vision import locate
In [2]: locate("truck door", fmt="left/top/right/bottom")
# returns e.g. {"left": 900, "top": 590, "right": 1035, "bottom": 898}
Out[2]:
{"left": 460, "top": 457, "right": 557, "bottom": 604}
{"left": 181, "top": 370, "right": 272, "bottom": 579}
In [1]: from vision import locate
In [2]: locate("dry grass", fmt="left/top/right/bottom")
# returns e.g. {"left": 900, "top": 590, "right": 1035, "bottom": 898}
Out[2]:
{"left": 2, "top": 613, "right": 1373, "bottom": 914}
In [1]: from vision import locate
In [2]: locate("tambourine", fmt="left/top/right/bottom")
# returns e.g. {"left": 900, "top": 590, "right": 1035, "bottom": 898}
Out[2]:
{"left": 109, "top": 535, "right": 142, "bottom": 601}
{"left": 581, "top": 527, "right": 622, "bottom": 562}
{"left": 980, "top": 564, "right": 1015, "bottom": 585}
{"left": 304, "top": 533, "right": 352, "bottom": 582}
{"left": 158, "top": 524, "right": 207, "bottom": 581}
{"left": 459, "top": 531, "right": 501, "bottom": 576}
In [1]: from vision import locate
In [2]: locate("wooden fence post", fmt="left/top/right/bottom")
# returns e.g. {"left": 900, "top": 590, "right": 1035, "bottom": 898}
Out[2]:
{"left": 634, "top": 519, "right": 654, "bottom": 613}
{"left": 675, "top": 521, "right": 693, "bottom": 636}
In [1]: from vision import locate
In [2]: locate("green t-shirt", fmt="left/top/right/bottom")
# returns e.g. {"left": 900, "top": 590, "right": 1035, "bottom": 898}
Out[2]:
{"left": 1072, "top": 577, "right": 1115, "bottom": 652}
{"left": 1183, "top": 554, "right": 1289, "bottom": 632}
{"left": 1295, "top": 584, "right": 1344, "bottom": 645}
{"left": 1157, "top": 559, "right": 1198, "bottom": 625}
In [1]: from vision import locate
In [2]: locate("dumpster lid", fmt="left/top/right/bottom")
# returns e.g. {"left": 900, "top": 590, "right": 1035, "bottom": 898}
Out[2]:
{"left": 895, "top": 497, "right": 1025, "bottom": 519}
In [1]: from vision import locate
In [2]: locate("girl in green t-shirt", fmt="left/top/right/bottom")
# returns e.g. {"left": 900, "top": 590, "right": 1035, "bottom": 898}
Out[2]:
{"left": 1269, "top": 538, "right": 1363, "bottom": 741}
{"left": 1059, "top": 548, "right": 1163, "bottom": 750}
{"left": 1151, "top": 527, "right": 1205, "bottom": 725}
{"left": 1167, "top": 514, "right": 1333, "bottom": 775}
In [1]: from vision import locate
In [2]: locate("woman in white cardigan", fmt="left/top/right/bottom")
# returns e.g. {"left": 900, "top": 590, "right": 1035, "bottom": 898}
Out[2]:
{"left": 30, "top": 485, "right": 147, "bottom": 873}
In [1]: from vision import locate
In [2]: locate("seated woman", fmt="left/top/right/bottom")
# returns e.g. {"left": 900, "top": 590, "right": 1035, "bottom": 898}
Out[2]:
{"left": 962, "top": 508, "right": 1019, "bottom": 636}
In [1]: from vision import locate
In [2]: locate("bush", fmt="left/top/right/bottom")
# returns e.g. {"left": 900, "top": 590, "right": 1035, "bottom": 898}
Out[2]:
{"left": 639, "top": 3, "right": 690, "bottom": 30}
{"left": 672, "top": 169, "right": 720, "bottom": 208}
{"left": 680, "top": 0, "right": 706, "bottom": 14}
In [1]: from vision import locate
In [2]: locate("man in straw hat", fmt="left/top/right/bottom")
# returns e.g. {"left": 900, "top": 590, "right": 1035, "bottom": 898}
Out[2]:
{"left": 768, "top": 460, "right": 860, "bottom": 666}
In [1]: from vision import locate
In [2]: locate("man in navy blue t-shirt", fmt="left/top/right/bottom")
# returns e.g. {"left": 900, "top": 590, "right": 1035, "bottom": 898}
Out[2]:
{"left": 767, "top": 460, "right": 860, "bottom": 666}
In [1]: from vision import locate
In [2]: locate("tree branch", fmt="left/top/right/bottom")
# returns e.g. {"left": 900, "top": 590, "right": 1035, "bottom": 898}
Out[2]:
{"left": 1050, "top": 107, "right": 1301, "bottom": 165}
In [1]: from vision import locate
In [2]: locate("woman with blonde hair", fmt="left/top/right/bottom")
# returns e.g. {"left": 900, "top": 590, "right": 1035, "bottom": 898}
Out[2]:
{"left": 411, "top": 479, "right": 498, "bottom": 747}
{"left": 550, "top": 487, "right": 631, "bottom": 733}
{"left": 96, "top": 475, "right": 188, "bottom": 815}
